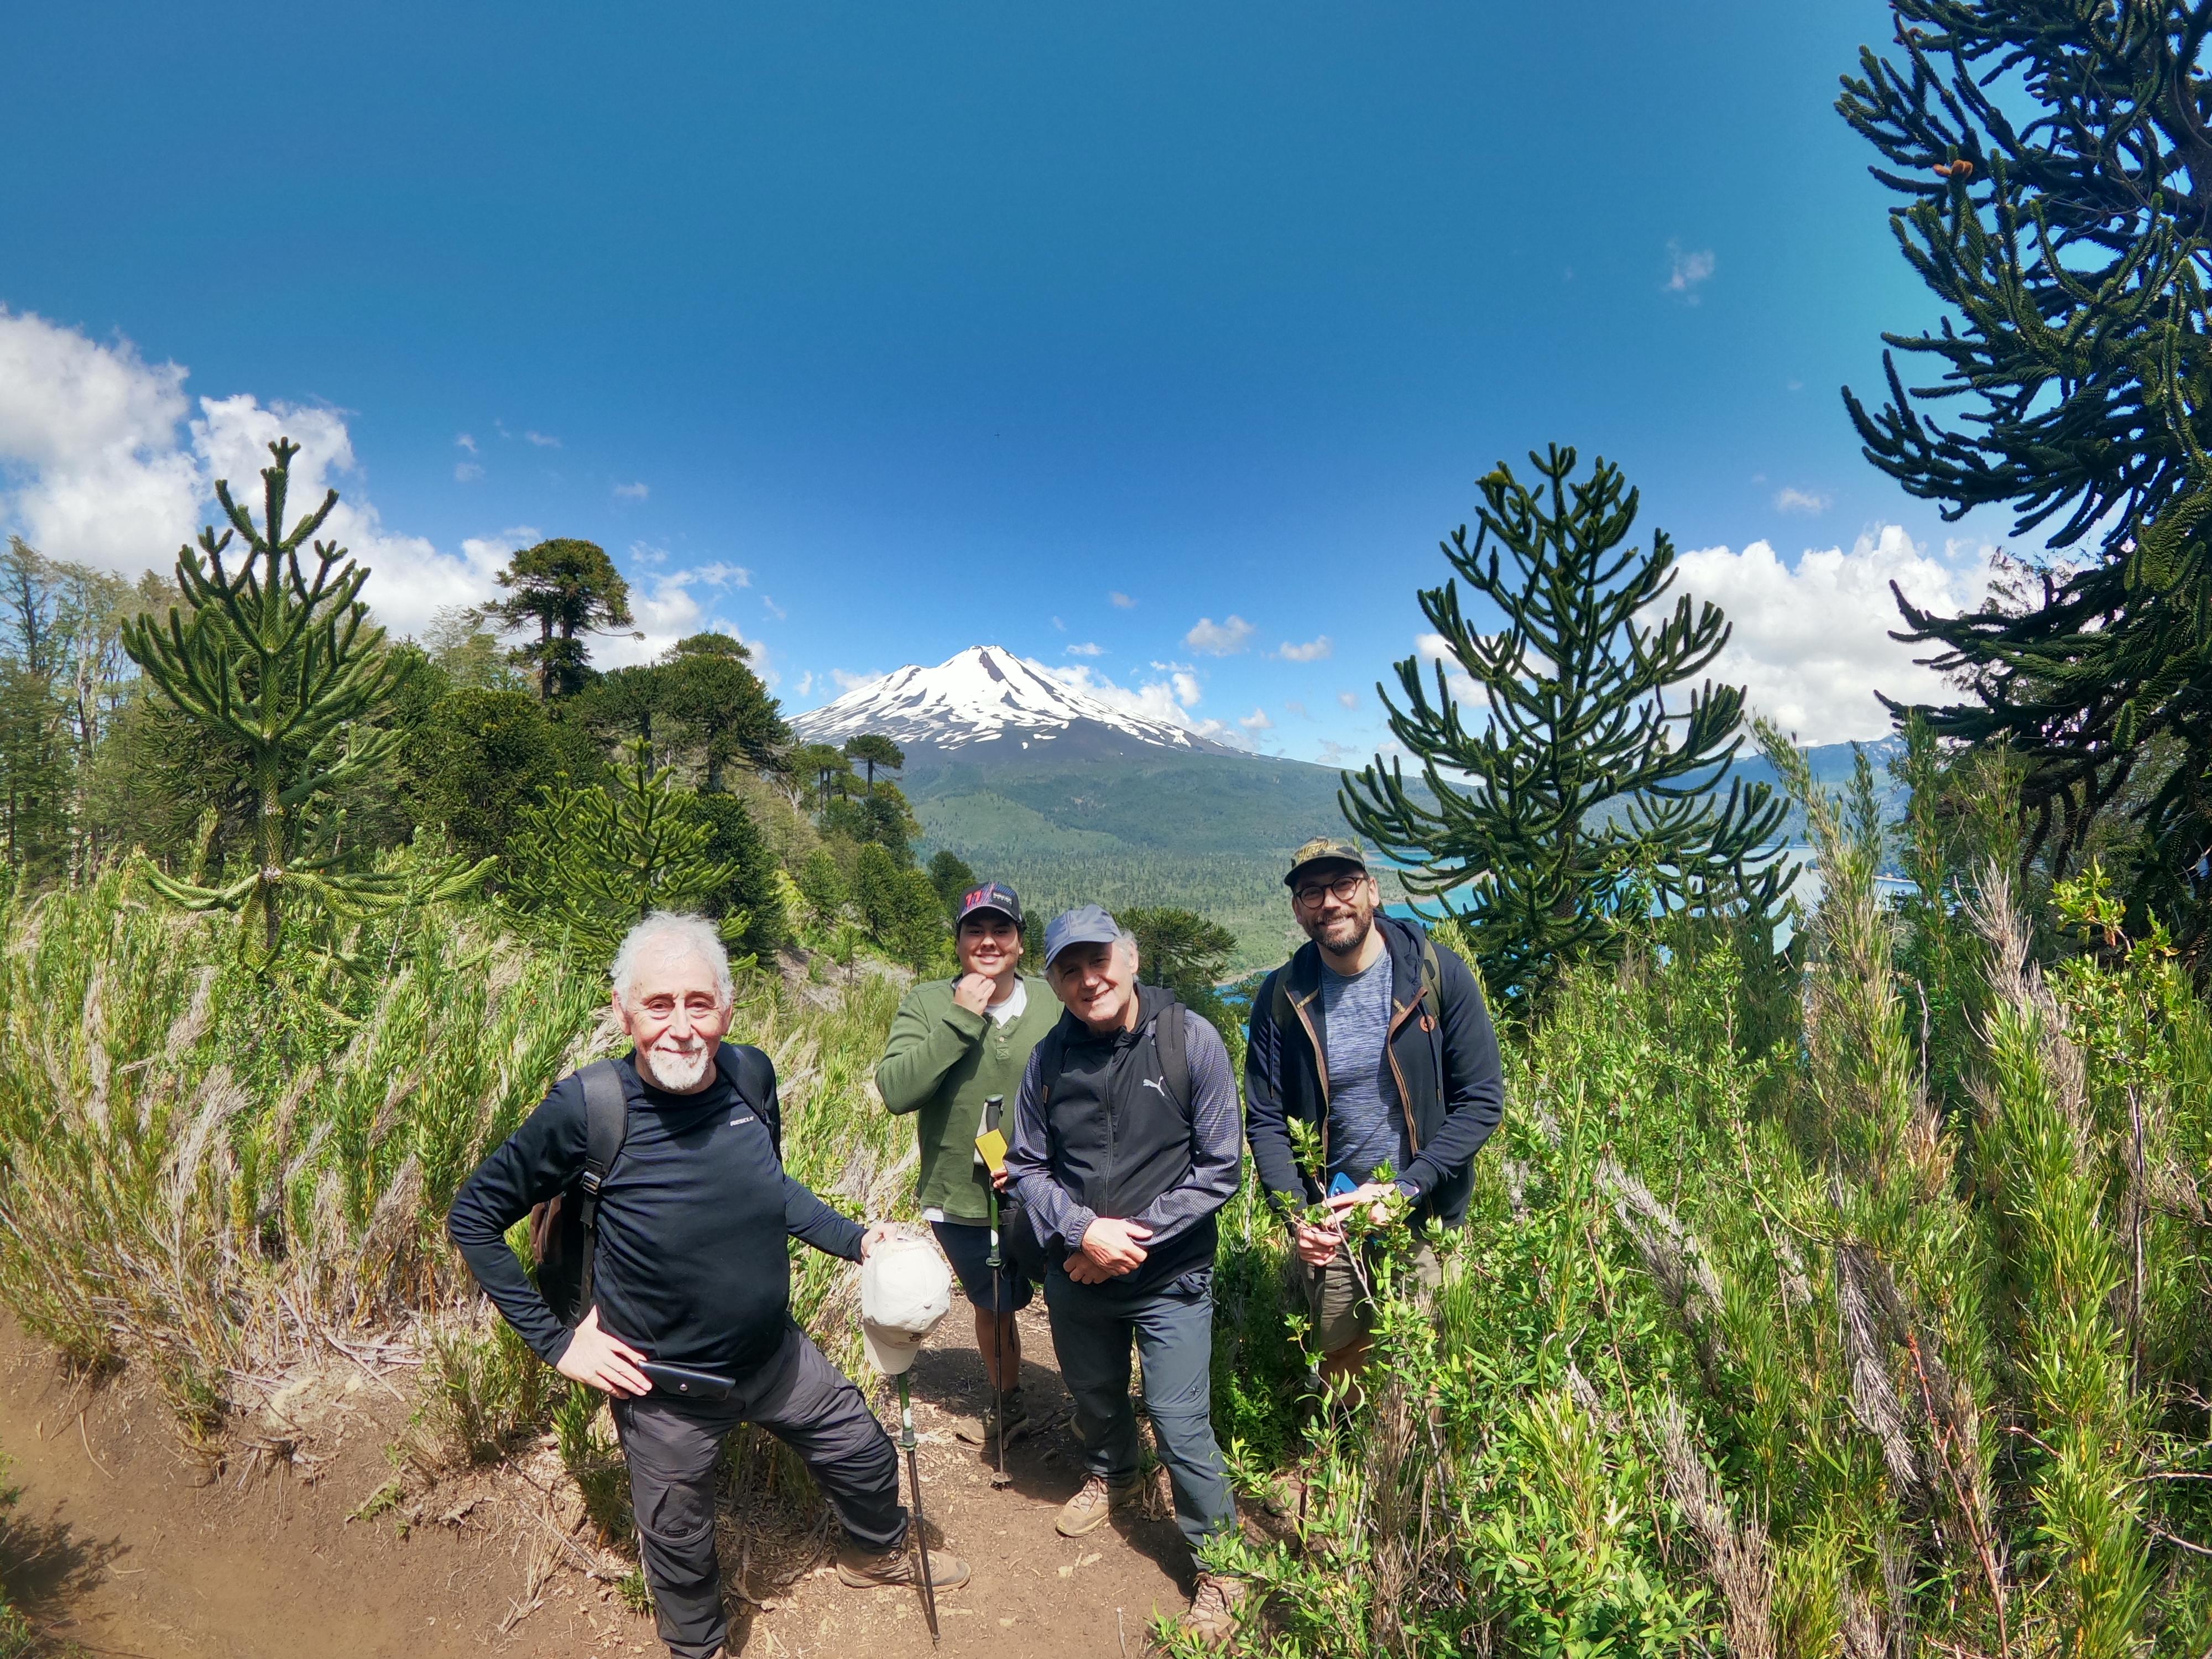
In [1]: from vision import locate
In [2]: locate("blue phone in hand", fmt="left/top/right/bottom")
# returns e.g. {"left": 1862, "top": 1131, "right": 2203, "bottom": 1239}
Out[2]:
{"left": 1329, "top": 1172, "right": 1358, "bottom": 1197}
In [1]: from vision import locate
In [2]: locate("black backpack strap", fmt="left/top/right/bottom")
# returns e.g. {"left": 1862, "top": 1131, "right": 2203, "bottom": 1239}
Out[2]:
{"left": 1156, "top": 1000, "right": 1191, "bottom": 1111}
{"left": 1419, "top": 933, "right": 1443, "bottom": 1024}
{"left": 575, "top": 1058, "right": 628, "bottom": 1319}
{"left": 717, "top": 1044, "right": 783, "bottom": 1163}
{"left": 1035, "top": 1024, "right": 1065, "bottom": 1106}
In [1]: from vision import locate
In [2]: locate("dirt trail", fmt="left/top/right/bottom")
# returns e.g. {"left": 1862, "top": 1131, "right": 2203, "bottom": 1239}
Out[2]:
{"left": 0, "top": 1298, "right": 1204, "bottom": 1657}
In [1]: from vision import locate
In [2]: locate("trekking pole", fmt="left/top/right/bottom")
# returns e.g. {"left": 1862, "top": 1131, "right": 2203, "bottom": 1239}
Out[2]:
{"left": 895, "top": 1369, "right": 940, "bottom": 1644}
{"left": 986, "top": 1183, "right": 1010, "bottom": 1488}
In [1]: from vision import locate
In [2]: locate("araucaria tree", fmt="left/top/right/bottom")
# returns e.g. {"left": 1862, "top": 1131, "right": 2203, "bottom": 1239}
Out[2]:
{"left": 1340, "top": 446, "right": 1785, "bottom": 1011}
{"left": 486, "top": 538, "right": 635, "bottom": 700}
{"left": 1839, "top": 0, "right": 2212, "bottom": 954}
{"left": 121, "top": 438, "right": 416, "bottom": 958}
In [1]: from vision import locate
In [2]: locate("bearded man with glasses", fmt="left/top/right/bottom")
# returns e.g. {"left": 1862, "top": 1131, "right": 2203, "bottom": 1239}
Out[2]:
{"left": 1244, "top": 838, "right": 1504, "bottom": 1392}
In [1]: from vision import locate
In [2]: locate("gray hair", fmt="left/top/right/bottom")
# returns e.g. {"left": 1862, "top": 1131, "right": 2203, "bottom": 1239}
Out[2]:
{"left": 610, "top": 911, "right": 733, "bottom": 1005}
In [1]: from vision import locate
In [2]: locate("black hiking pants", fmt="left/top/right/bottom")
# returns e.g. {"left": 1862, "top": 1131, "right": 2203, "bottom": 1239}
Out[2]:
{"left": 611, "top": 1321, "right": 905, "bottom": 1658}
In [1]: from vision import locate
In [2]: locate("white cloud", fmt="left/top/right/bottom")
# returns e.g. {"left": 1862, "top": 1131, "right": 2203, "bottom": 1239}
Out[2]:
{"left": 524, "top": 430, "right": 561, "bottom": 448}
{"left": 1051, "top": 615, "right": 1066, "bottom": 630}
{"left": 1239, "top": 707, "right": 1274, "bottom": 731}
{"left": 0, "top": 310, "right": 542, "bottom": 639}
{"left": 1185, "top": 614, "right": 1255, "bottom": 655}
{"left": 1338, "top": 690, "right": 1359, "bottom": 710}
{"left": 1110, "top": 591, "right": 1136, "bottom": 609}
{"left": 613, "top": 481, "right": 649, "bottom": 500}
{"left": 1065, "top": 641, "right": 1104, "bottom": 657}
{"left": 1666, "top": 525, "right": 2000, "bottom": 746}
{"left": 1665, "top": 241, "right": 1716, "bottom": 301}
{"left": 587, "top": 561, "right": 760, "bottom": 671}
{"left": 1285, "top": 700, "right": 1310, "bottom": 719}
{"left": 455, "top": 432, "right": 478, "bottom": 454}
{"left": 1774, "top": 487, "right": 1829, "bottom": 514}
{"left": 1278, "top": 634, "right": 1332, "bottom": 662}
{"left": 685, "top": 560, "right": 750, "bottom": 588}
{"left": 1315, "top": 739, "right": 1366, "bottom": 766}
{"left": 761, "top": 595, "right": 787, "bottom": 621}
{"left": 1416, "top": 632, "right": 1483, "bottom": 705}
{"left": 1040, "top": 660, "right": 1247, "bottom": 748}
{"left": 454, "top": 461, "right": 483, "bottom": 483}
{"left": 832, "top": 667, "right": 884, "bottom": 692}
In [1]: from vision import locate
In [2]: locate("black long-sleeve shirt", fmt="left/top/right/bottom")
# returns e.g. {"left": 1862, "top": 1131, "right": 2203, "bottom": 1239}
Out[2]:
{"left": 447, "top": 1050, "right": 862, "bottom": 1376}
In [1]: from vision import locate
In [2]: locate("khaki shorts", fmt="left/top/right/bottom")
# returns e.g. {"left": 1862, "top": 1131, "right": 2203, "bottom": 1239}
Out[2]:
{"left": 1296, "top": 1238, "right": 1442, "bottom": 1356}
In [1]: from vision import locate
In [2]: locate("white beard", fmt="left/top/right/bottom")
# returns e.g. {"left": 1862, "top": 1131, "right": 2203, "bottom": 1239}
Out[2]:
{"left": 640, "top": 1040, "right": 712, "bottom": 1092}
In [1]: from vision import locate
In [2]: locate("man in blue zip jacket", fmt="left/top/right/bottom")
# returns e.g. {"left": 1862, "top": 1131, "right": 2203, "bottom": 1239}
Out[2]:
{"left": 1244, "top": 837, "right": 1505, "bottom": 1389}
{"left": 449, "top": 911, "right": 969, "bottom": 1659}
{"left": 1005, "top": 905, "right": 1247, "bottom": 1645}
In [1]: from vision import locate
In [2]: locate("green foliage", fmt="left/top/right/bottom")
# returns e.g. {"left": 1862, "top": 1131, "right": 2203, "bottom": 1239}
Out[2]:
{"left": 1118, "top": 904, "right": 1241, "bottom": 1050}
{"left": 400, "top": 686, "right": 605, "bottom": 866}
{"left": 0, "top": 865, "right": 598, "bottom": 1439}
{"left": 842, "top": 733, "right": 903, "bottom": 788}
{"left": 415, "top": 1303, "right": 562, "bottom": 1467}
{"left": 795, "top": 846, "right": 851, "bottom": 930}
{"left": 1839, "top": 2, "right": 2212, "bottom": 959}
{"left": 484, "top": 538, "right": 635, "bottom": 701}
{"left": 421, "top": 606, "right": 529, "bottom": 693}
{"left": 685, "top": 790, "right": 785, "bottom": 954}
{"left": 0, "top": 1447, "right": 32, "bottom": 1659}
{"left": 660, "top": 634, "right": 789, "bottom": 792}
{"left": 851, "top": 842, "right": 948, "bottom": 971}
{"left": 554, "top": 1384, "right": 633, "bottom": 1544}
{"left": 119, "top": 438, "right": 453, "bottom": 958}
{"left": 926, "top": 848, "right": 977, "bottom": 915}
{"left": 503, "top": 739, "right": 738, "bottom": 960}
{"left": 822, "top": 779, "right": 920, "bottom": 862}
{"left": 1340, "top": 445, "right": 1787, "bottom": 1015}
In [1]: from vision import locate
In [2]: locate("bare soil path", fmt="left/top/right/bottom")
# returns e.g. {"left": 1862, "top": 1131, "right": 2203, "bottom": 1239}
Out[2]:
{"left": 0, "top": 1296, "right": 1207, "bottom": 1658}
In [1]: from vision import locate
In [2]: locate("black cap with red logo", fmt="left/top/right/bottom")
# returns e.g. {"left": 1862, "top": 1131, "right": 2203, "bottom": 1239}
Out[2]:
{"left": 953, "top": 881, "right": 1023, "bottom": 929}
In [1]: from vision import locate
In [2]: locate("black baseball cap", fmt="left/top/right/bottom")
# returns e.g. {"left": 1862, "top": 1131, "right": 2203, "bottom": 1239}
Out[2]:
{"left": 954, "top": 881, "right": 1024, "bottom": 928}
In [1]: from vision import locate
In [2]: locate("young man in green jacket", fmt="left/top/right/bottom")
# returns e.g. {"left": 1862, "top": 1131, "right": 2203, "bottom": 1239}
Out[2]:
{"left": 876, "top": 881, "right": 1057, "bottom": 1444}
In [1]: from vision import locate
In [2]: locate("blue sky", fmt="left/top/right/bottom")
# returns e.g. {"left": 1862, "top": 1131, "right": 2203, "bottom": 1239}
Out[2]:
{"left": 1, "top": 1, "right": 2000, "bottom": 755}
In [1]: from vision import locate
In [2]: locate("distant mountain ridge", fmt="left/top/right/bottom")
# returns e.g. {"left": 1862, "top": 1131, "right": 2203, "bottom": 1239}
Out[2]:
{"left": 789, "top": 644, "right": 1245, "bottom": 759}
{"left": 787, "top": 644, "right": 1910, "bottom": 974}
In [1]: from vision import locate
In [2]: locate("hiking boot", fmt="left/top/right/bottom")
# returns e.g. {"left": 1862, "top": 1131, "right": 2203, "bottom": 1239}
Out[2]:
{"left": 952, "top": 1387, "right": 1030, "bottom": 1448}
{"left": 835, "top": 1540, "right": 973, "bottom": 1592}
{"left": 1182, "top": 1573, "right": 1248, "bottom": 1645}
{"left": 1054, "top": 1473, "right": 1140, "bottom": 1537}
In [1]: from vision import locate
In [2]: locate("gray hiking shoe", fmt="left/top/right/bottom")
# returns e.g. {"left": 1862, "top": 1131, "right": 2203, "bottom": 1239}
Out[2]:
{"left": 1182, "top": 1573, "right": 1248, "bottom": 1645}
{"left": 1054, "top": 1473, "right": 1140, "bottom": 1537}
{"left": 952, "top": 1387, "right": 1030, "bottom": 1447}
{"left": 835, "top": 1540, "right": 972, "bottom": 1591}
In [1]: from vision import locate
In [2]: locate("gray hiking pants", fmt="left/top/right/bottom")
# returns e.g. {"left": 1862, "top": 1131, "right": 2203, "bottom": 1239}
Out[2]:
{"left": 610, "top": 1322, "right": 905, "bottom": 1659}
{"left": 1043, "top": 1264, "right": 1238, "bottom": 1553}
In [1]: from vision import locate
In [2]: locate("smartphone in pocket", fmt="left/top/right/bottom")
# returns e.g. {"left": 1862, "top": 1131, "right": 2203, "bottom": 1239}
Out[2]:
{"left": 639, "top": 1360, "right": 737, "bottom": 1401}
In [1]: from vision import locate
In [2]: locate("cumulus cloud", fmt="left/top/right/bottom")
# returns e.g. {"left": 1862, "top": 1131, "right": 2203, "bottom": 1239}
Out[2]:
{"left": 0, "top": 309, "right": 662, "bottom": 643}
{"left": 1239, "top": 707, "right": 1274, "bottom": 731}
{"left": 1665, "top": 241, "right": 1716, "bottom": 301}
{"left": 1278, "top": 634, "right": 1332, "bottom": 662}
{"left": 761, "top": 595, "right": 787, "bottom": 621}
{"left": 1416, "top": 632, "right": 1484, "bottom": 704}
{"left": 1774, "top": 487, "right": 1829, "bottom": 514}
{"left": 1185, "top": 614, "right": 1255, "bottom": 655}
{"left": 524, "top": 430, "right": 561, "bottom": 448}
{"left": 1065, "top": 641, "right": 1104, "bottom": 657}
{"left": 1665, "top": 525, "right": 1999, "bottom": 745}
{"left": 613, "top": 481, "right": 649, "bottom": 500}
{"left": 832, "top": 667, "right": 884, "bottom": 693}
{"left": 1110, "top": 591, "right": 1136, "bottom": 609}
{"left": 454, "top": 461, "right": 483, "bottom": 482}
{"left": 1338, "top": 690, "right": 1359, "bottom": 710}
{"left": 1040, "top": 659, "right": 1246, "bottom": 748}
{"left": 1285, "top": 700, "right": 1310, "bottom": 719}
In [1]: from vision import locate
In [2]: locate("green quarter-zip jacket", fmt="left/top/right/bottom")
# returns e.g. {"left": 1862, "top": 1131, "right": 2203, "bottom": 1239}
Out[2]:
{"left": 876, "top": 973, "right": 1057, "bottom": 1222}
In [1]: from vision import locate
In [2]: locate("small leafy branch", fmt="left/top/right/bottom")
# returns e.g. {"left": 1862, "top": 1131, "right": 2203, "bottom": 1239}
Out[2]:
{"left": 121, "top": 438, "right": 478, "bottom": 958}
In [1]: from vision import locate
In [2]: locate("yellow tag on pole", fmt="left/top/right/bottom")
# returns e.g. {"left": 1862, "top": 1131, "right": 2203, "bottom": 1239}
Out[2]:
{"left": 973, "top": 1128, "right": 1009, "bottom": 1174}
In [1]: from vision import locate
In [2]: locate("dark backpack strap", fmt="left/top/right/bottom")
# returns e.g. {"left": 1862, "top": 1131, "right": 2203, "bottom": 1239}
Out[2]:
{"left": 1035, "top": 1024, "right": 1065, "bottom": 1105}
{"left": 1419, "top": 933, "right": 1443, "bottom": 1024}
{"left": 575, "top": 1058, "right": 628, "bottom": 1319}
{"left": 1156, "top": 1000, "right": 1191, "bottom": 1111}
{"left": 718, "top": 1044, "right": 784, "bottom": 1163}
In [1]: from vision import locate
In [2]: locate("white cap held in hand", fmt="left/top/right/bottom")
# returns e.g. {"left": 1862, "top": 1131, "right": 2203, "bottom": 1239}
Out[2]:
{"left": 860, "top": 1233, "right": 952, "bottom": 1376}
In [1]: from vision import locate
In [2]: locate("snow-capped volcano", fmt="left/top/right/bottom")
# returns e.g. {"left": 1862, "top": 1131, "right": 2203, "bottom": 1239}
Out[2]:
{"left": 789, "top": 645, "right": 1243, "bottom": 758}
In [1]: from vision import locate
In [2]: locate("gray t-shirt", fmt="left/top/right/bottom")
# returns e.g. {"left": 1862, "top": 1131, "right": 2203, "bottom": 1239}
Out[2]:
{"left": 1320, "top": 951, "right": 1406, "bottom": 1184}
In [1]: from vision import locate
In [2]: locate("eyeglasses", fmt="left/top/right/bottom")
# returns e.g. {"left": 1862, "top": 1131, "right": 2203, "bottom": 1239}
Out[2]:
{"left": 1292, "top": 873, "right": 1368, "bottom": 909}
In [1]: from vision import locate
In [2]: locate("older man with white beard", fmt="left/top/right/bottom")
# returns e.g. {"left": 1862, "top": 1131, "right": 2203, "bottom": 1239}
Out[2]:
{"left": 449, "top": 912, "right": 968, "bottom": 1659}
